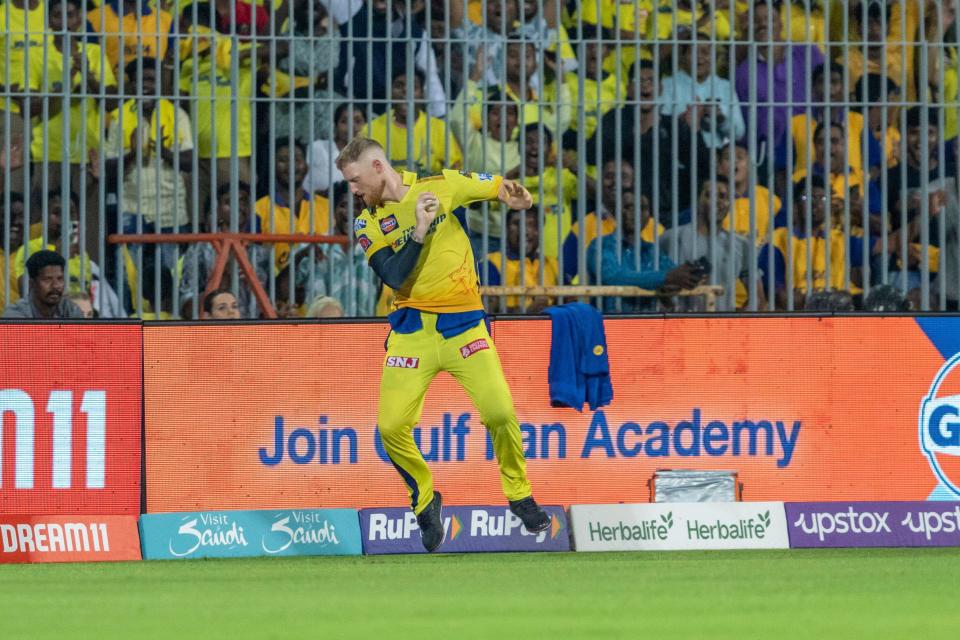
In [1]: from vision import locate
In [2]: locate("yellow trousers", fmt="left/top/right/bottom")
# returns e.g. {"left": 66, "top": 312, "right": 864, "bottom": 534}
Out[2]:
{"left": 378, "top": 312, "right": 532, "bottom": 514}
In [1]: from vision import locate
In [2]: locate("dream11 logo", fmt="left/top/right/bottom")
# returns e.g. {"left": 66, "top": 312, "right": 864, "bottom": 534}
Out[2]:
{"left": 919, "top": 352, "right": 960, "bottom": 497}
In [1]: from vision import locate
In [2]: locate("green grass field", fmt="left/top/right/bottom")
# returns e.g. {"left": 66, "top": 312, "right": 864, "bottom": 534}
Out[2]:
{"left": 2, "top": 549, "right": 959, "bottom": 639}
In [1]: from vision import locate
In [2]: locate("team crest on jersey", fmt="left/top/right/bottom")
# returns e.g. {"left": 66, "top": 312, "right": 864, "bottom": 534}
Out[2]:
{"left": 353, "top": 218, "right": 367, "bottom": 233}
{"left": 477, "top": 172, "right": 493, "bottom": 181}
{"left": 380, "top": 215, "right": 399, "bottom": 234}
{"left": 357, "top": 234, "right": 372, "bottom": 251}
{"left": 460, "top": 339, "right": 490, "bottom": 359}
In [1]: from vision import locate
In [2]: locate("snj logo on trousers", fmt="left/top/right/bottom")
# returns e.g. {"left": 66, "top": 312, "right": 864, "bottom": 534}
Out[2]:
{"left": 386, "top": 356, "right": 420, "bottom": 368}
{"left": 920, "top": 352, "right": 960, "bottom": 496}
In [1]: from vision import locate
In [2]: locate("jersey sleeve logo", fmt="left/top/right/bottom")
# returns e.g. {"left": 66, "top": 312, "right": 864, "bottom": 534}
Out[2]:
{"left": 353, "top": 218, "right": 367, "bottom": 233}
{"left": 477, "top": 173, "right": 493, "bottom": 181}
{"left": 357, "top": 234, "right": 372, "bottom": 251}
{"left": 380, "top": 215, "right": 399, "bottom": 234}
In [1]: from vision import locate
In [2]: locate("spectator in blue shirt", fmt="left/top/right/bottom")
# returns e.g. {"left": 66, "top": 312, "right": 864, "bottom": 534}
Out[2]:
{"left": 586, "top": 195, "right": 702, "bottom": 312}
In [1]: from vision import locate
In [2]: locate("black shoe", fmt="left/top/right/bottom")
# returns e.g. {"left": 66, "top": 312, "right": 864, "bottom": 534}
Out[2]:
{"left": 416, "top": 491, "right": 445, "bottom": 552}
{"left": 509, "top": 496, "right": 551, "bottom": 533}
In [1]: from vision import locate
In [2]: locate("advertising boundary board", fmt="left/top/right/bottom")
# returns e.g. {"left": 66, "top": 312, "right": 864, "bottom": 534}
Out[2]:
{"left": 138, "top": 508, "right": 363, "bottom": 560}
{"left": 785, "top": 501, "right": 960, "bottom": 548}
{"left": 0, "top": 515, "right": 142, "bottom": 563}
{"left": 569, "top": 502, "right": 790, "bottom": 551}
{"left": 141, "top": 317, "right": 960, "bottom": 512}
{"left": 0, "top": 324, "right": 143, "bottom": 515}
{"left": 359, "top": 505, "right": 570, "bottom": 554}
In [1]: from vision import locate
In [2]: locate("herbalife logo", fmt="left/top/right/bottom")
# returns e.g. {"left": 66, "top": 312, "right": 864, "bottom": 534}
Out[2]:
{"left": 687, "top": 510, "right": 771, "bottom": 541}
{"left": 589, "top": 512, "right": 674, "bottom": 542}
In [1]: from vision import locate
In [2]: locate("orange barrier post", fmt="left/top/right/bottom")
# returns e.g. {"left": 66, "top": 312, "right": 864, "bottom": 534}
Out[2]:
{"left": 107, "top": 232, "right": 350, "bottom": 318}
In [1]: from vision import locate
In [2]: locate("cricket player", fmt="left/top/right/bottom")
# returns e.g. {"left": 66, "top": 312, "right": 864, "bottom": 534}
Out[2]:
{"left": 337, "top": 136, "right": 550, "bottom": 552}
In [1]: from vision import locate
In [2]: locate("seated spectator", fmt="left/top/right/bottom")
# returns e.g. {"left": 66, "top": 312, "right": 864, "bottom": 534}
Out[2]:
{"left": 733, "top": 0, "right": 824, "bottom": 171}
{"left": 306, "top": 295, "right": 345, "bottom": 318}
{"left": 880, "top": 107, "right": 955, "bottom": 295}
{"left": 853, "top": 73, "right": 903, "bottom": 168}
{"left": 12, "top": 190, "right": 92, "bottom": 296}
{"left": 366, "top": 67, "right": 463, "bottom": 175}
{"left": 925, "top": 0, "right": 959, "bottom": 153}
{"left": 480, "top": 207, "right": 559, "bottom": 313}
{"left": 87, "top": 0, "right": 174, "bottom": 74}
{"left": 137, "top": 261, "right": 175, "bottom": 320}
{"left": 516, "top": 0, "right": 578, "bottom": 74}
{"left": 3, "top": 250, "right": 84, "bottom": 318}
{"left": 586, "top": 196, "right": 703, "bottom": 313}
{"left": 562, "top": 160, "right": 663, "bottom": 283}
{"left": 303, "top": 102, "right": 367, "bottom": 195}
{"left": 793, "top": 120, "right": 881, "bottom": 225}
{"left": 454, "top": 38, "right": 572, "bottom": 143}
{"left": 720, "top": 144, "right": 782, "bottom": 244}
{"left": 658, "top": 27, "right": 745, "bottom": 150}
{"left": 454, "top": 90, "right": 522, "bottom": 245}
{"left": 559, "top": 24, "right": 623, "bottom": 150}
{"left": 202, "top": 287, "right": 241, "bottom": 320}
{"left": 271, "top": 0, "right": 346, "bottom": 146}
{"left": 507, "top": 124, "right": 595, "bottom": 258}
{"left": 449, "top": 0, "right": 520, "bottom": 88}
{"left": 22, "top": 0, "right": 119, "bottom": 242}
{"left": 337, "top": 0, "right": 446, "bottom": 117}
{"left": 0, "top": 194, "right": 26, "bottom": 309}
{"left": 0, "top": 0, "right": 48, "bottom": 188}
{"left": 759, "top": 177, "right": 879, "bottom": 309}
{"left": 179, "top": 182, "right": 270, "bottom": 319}
{"left": 578, "top": 0, "right": 650, "bottom": 39}
{"left": 660, "top": 179, "right": 757, "bottom": 311}
{"left": 789, "top": 63, "right": 882, "bottom": 187}
{"left": 646, "top": 0, "right": 732, "bottom": 42}
{"left": 586, "top": 59, "right": 658, "bottom": 166}
{"left": 66, "top": 291, "right": 95, "bottom": 318}
{"left": 834, "top": 0, "right": 920, "bottom": 101}
{"left": 804, "top": 289, "right": 856, "bottom": 312}
{"left": 104, "top": 57, "right": 193, "bottom": 271}
{"left": 291, "top": 182, "right": 380, "bottom": 317}
{"left": 255, "top": 136, "right": 331, "bottom": 270}
{"left": 179, "top": 19, "right": 256, "bottom": 205}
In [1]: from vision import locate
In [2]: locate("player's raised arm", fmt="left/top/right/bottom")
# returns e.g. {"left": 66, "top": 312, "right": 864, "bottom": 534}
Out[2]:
{"left": 497, "top": 179, "right": 534, "bottom": 211}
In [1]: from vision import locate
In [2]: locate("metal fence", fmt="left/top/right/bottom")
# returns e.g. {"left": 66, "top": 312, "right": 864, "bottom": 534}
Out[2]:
{"left": 2, "top": 0, "right": 959, "bottom": 318}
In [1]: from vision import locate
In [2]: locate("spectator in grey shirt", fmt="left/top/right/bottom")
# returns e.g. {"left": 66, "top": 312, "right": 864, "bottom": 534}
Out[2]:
{"left": 659, "top": 179, "right": 761, "bottom": 311}
{"left": 2, "top": 250, "right": 84, "bottom": 319}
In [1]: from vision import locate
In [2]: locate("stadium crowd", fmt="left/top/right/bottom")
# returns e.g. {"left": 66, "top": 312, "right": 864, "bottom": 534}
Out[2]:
{"left": 1, "top": 0, "right": 959, "bottom": 318}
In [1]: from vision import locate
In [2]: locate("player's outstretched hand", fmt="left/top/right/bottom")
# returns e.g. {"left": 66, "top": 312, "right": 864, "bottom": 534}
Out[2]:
{"left": 499, "top": 179, "right": 533, "bottom": 210}
{"left": 414, "top": 191, "right": 440, "bottom": 242}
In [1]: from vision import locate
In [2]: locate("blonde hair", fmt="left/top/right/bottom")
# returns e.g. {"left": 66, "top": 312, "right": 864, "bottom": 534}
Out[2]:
{"left": 307, "top": 295, "right": 344, "bottom": 318}
{"left": 335, "top": 136, "right": 384, "bottom": 170}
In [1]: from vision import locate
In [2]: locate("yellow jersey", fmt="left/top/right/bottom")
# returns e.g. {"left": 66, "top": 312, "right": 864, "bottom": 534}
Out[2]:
{"left": 0, "top": 0, "right": 49, "bottom": 114}
{"left": 27, "top": 43, "right": 116, "bottom": 163}
{"left": 254, "top": 192, "right": 331, "bottom": 270}
{"left": 355, "top": 169, "right": 502, "bottom": 313}
{"left": 366, "top": 110, "right": 463, "bottom": 176}
{"left": 86, "top": 4, "right": 174, "bottom": 72}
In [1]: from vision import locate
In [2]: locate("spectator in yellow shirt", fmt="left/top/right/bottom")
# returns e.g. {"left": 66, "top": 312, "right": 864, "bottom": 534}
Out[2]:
{"left": 255, "top": 136, "right": 331, "bottom": 270}
{"left": 507, "top": 123, "right": 596, "bottom": 259}
{"left": 480, "top": 207, "right": 559, "bottom": 313}
{"left": 0, "top": 0, "right": 48, "bottom": 187}
{"left": 87, "top": 0, "right": 174, "bottom": 74}
{"left": 0, "top": 194, "right": 26, "bottom": 309}
{"left": 366, "top": 67, "right": 463, "bottom": 175}
{"left": 560, "top": 24, "right": 623, "bottom": 150}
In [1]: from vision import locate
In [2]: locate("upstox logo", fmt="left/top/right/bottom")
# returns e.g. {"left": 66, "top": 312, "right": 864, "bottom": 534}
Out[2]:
{"left": 919, "top": 352, "right": 960, "bottom": 496}
{"left": 793, "top": 508, "right": 890, "bottom": 542}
